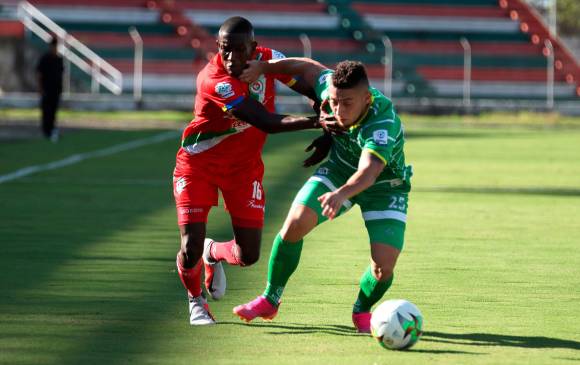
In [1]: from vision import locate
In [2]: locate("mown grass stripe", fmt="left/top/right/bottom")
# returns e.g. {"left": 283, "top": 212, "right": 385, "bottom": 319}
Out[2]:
{"left": 0, "top": 131, "right": 179, "bottom": 184}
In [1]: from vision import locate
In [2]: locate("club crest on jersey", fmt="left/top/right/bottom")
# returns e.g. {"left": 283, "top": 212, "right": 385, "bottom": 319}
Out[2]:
{"left": 175, "top": 177, "right": 187, "bottom": 194}
{"left": 250, "top": 80, "right": 264, "bottom": 94}
{"left": 373, "top": 130, "right": 389, "bottom": 145}
{"left": 319, "top": 73, "right": 330, "bottom": 85}
{"left": 215, "top": 82, "right": 235, "bottom": 98}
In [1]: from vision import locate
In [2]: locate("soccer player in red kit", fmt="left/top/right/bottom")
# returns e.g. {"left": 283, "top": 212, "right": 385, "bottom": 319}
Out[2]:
{"left": 173, "top": 16, "right": 332, "bottom": 325}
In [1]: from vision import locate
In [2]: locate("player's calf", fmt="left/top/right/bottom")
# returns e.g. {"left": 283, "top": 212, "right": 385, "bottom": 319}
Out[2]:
{"left": 178, "top": 223, "right": 206, "bottom": 267}
{"left": 205, "top": 239, "right": 243, "bottom": 265}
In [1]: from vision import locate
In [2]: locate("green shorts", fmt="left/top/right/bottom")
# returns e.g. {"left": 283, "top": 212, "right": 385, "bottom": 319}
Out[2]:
{"left": 293, "top": 162, "right": 409, "bottom": 250}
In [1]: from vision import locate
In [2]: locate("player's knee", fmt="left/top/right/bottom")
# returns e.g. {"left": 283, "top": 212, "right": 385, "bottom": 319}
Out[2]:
{"left": 280, "top": 217, "right": 309, "bottom": 242}
{"left": 280, "top": 205, "right": 317, "bottom": 242}
{"left": 240, "top": 249, "right": 260, "bottom": 267}
{"left": 180, "top": 234, "right": 203, "bottom": 265}
{"left": 372, "top": 265, "right": 393, "bottom": 282}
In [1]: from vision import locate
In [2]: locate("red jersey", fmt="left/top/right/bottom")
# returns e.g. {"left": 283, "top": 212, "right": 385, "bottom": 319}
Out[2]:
{"left": 175, "top": 47, "right": 295, "bottom": 173}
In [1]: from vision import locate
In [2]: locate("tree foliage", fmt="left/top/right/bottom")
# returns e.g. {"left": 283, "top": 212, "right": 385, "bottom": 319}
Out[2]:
{"left": 558, "top": 0, "right": 580, "bottom": 35}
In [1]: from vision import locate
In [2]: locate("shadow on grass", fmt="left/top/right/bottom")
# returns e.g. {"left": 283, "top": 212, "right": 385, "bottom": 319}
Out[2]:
{"left": 219, "top": 321, "right": 362, "bottom": 337}
{"left": 423, "top": 331, "right": 580, "bottom": 350}
{"left": 16, "top": 131, "right": 322, "bottom": 364}
{"left": 416, "top": 186, "right": 580, "bottom": 197}
{"left": 219, "top": 322, "right": 485, "bottom": 354}
{"left": 410, "top": 349, "right": 484, "bottom": 355}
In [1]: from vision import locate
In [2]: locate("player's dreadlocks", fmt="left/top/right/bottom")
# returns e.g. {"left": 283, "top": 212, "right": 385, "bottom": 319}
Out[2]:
{"left": 332, "top": 60, "right": 369, "bottom": 89}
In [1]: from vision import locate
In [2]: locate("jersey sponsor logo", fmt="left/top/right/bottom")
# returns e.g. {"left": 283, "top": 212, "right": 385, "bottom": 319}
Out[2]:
{"left": 373, "top": 130, "right": 389, "bottom": 145}
{"left": 271, "top": 49, "right": 286, "bottom": 60}
{"left": 316, "top": 167, "right": 329, "bottom": 175}
{"left": 178, "top": 207, "right": 204, "bottom": 215}
{"left": 247, "top": 200, "right": 265, "bottom": 210}
{"left": 215, "top": 81, "right": 235, "bottom": 98}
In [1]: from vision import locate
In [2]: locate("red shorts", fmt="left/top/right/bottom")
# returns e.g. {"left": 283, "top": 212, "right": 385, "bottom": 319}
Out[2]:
{"left": 173, "top": 157, "right": 265, "bottom": 228}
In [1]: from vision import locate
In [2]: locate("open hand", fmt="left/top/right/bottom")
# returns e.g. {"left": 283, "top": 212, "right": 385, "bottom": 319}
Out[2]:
{"left": 303, "top": 134, "right": 332, "bottom": 167}
{"left": 319, "top": 115, "right": 345, "bottom": 135}
{"left": 240, "top": 60, "right": 263, "bottom": 83}
{"left": 318, "top": 191, "right": 345, "bottom": 220}
{"left": 319, "top": 99, "right": 345, "bottom": 135}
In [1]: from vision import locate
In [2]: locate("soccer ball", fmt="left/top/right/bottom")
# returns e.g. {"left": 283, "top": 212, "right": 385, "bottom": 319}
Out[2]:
{"left": 370, "top": 299, "right": 424, "bottom": 350}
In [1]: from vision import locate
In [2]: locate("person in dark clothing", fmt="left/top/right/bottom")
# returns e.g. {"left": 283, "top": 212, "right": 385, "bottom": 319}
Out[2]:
{"left": 36, "top": 36, "right": 64, "bottom": 142}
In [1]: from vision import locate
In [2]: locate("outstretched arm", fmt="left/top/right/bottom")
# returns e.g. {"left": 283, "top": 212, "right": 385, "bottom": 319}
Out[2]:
{"left": 317, "top": 151, "right": 385, "bottom": 219}
{"left": 230, "top": 92, "right": 342, "bottom": 135}
{"left": 286, "top": 77, "right": 319, "bottom": 107}
{"left": 241, "top": 57, "right": 328, "bottom": 89}
{"left": 231, "top": 97, "right": 319, "bottom": 134}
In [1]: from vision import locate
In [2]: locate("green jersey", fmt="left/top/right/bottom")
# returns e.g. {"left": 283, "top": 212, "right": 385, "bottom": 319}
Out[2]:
{"left": 314, "top": 69, "right": 412, "bottom": 192}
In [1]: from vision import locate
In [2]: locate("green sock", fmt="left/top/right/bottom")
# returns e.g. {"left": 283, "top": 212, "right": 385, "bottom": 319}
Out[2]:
{"left": 353, "top": 266, "right": 394, "bottom": 313}
{"left": 263, "top": 234, "right": 303, "bottom": 306}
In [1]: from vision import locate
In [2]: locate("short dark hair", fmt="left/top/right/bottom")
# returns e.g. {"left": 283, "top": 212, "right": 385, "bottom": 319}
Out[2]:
{"left": 219, "top": 16, "right": 254, "bottom": 39}
{"left": 332, "top": 60, "right": 369, "bottom": 89}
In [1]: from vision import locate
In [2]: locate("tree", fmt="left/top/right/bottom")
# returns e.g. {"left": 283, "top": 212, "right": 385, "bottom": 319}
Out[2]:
{"left": 558, "top": 0, "right": 580, "bottom": 36}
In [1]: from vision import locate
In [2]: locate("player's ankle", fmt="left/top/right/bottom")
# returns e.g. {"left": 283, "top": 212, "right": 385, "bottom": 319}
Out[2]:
{"left": 261, "top": 293, "right": 280, "bottom": 307}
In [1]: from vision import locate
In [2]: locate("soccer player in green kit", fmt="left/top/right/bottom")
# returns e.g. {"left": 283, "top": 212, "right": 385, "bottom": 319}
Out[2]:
{"left": 234, "top": 57, "right": 413, "bottom": 333}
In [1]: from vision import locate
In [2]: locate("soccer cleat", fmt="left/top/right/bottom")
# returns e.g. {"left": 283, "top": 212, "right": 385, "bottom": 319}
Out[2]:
{"left": 189, "top": 295, "right": 216, "bottom": 325}
{"left": 352, "top": 312, "right": 372, "bottom": 333}
{"left": 202, "top": 238, "right": 226, "bottom": 300}
{"left": 233, "top": 296, "right": 279, "bottom": 323}
{"left": 50, "top": 129, "right": 60, "bottom": 143}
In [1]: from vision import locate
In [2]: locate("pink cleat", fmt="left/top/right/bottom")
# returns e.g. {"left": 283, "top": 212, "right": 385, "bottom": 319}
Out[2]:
{"left": 352, "top": 312, "right": 372, "bottom": 333}
{"left": 233, "top": 296, "right": 279, "bottom": 323}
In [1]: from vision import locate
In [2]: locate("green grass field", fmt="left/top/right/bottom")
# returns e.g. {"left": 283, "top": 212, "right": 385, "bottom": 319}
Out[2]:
{"left": 1, "top": 113, "right": 579, "bottom": 365}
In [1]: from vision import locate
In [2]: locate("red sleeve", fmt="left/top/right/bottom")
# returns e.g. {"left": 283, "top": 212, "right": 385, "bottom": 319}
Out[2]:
{"left": 263, "top": 47, "right": 296, "bottom": 86}
{"left": 201, "top": 76, "right": 247, "bottom": 111}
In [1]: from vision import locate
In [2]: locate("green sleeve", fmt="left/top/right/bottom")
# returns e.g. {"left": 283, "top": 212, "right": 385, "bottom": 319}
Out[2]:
{"left": 313, "top": 69, "right": 334, "bottom": 102}
{"left": 360, "top": 106, "right": 401, "bottom": 165}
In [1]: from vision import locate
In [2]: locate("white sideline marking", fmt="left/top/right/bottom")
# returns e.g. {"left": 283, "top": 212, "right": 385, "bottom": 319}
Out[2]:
{"left": 0, "top": 131, "right": 179, "bottom": 185}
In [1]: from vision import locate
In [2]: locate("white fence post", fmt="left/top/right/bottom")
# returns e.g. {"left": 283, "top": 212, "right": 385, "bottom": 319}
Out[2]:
{"left": 545, "top": 39, "right": 554, "bottom": 109}
{"left": 460, "top": 37, "right": 471, "bottom": 108}
{"left": 382, "top": 36, "right": 392, "bottom": 98}
{"left": 62, "top": 35, "right": 71, "bottom": 97}
{"left": 91, "top": 60, "right": 100, "bottom": 94}
{"left": 17, "top": 0, "right": 122, "bottom": 95}
{"left": 299, "top": 33, "right": 311, "bottom": 59}
{"left": 129, "top": 26, "right": 143, "bottom": 104}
